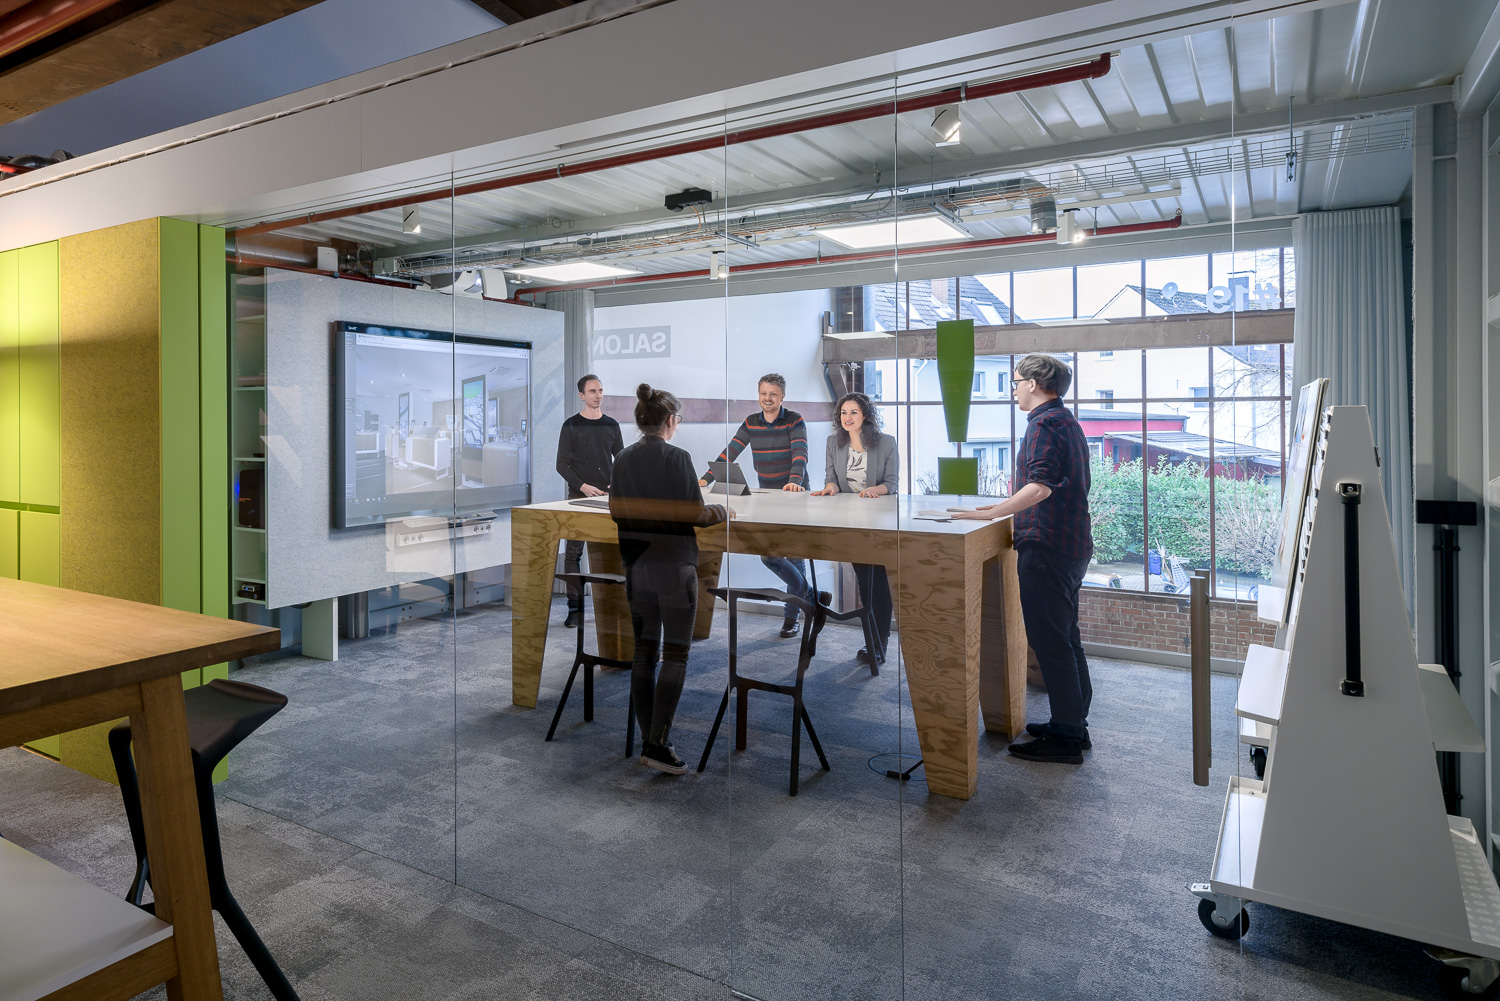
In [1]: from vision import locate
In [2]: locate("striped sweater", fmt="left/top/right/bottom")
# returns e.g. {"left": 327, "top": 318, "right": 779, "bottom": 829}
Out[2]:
{"left": 710, "top": 408, "right": 809, "bottom": 488}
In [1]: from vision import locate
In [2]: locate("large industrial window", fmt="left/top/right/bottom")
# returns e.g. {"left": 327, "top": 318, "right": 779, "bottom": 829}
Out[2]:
{"left": 858, "top": 248, "right": 1294, "bottom": 601}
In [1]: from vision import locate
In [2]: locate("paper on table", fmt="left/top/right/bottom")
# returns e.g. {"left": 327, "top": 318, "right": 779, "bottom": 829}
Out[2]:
{"left": 915, "top": 510, "right": 953, "bottom": 521}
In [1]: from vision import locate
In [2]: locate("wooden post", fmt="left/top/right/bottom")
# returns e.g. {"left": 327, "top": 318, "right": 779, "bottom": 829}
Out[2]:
{"left": 1190, "top": 570, "right": 1211, "bottom": 787}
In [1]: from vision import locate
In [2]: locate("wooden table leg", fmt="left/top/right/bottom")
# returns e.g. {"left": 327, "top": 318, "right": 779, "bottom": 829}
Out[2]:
{"left": 893, "top": 533, "right": 980, "bottom": 800}
{"left": 693, "top": 553, "right": 722, "bottom": 640}
{"left": 979, "top": 546, "right": 1028, "bottom": 738}
{"left": 131, "top": 675, "right": 223, "bottom": 1001}
{"left": 588, "top": 542, "right": 634, "bottom": 662}
{"left": 511, "top": 510, "right": 559, "bottom": 708}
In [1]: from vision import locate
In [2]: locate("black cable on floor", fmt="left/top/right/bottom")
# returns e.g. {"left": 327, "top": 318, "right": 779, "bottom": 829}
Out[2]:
{"left": 867, "top": 752, "right": 924, "bottom": 782}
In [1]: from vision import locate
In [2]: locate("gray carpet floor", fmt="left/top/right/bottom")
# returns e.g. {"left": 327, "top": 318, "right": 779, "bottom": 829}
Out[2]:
{"left": 1, "top": 598, "right": 1459, "bottom": 1000}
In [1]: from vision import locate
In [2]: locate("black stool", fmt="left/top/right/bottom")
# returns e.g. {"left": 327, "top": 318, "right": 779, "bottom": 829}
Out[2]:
{"left": 697, "top": 587, "right": 829, "bottom": 795}
{"left": 109, "top": 678, "right": 299, "bottom": 1001}
{"left": 546, "top": 571, "right": 637, "bottom": 757}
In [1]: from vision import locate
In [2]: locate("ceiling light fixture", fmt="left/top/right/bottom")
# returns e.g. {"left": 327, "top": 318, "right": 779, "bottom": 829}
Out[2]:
{"left": 931, "top": 106, "right": 962, "bottom": 147}
{"left": 402, "top": 205, "right": 421, "bottom": 235}
{"left": 710, "top": 251, "right": 729, "bottom": 280}
{"left": 1056, "top": 210, "right": 1086, "bottom": 246}
{"left": 508, "top": 261, "right": 640, "bottom": 282}
{"left": 816, "top": 214, "right": 969, "bottom": 250}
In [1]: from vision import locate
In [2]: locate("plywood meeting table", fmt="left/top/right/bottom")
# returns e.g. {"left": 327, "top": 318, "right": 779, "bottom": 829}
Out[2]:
{"left": 510, "top": 491, "right": 1027, "bottom": 800}
{"left": 0, "top": 578, "right": 279, "bottom": 1001}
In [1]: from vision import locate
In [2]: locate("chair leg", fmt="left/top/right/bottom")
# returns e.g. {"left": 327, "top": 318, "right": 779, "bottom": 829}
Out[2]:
{"left": 582, "top": 657, "right": 594, "bottom": 723}
{"left": 789, "top": 698, "right": 803, "bottom": 796}
{"left": 697, "top": 688, "right": 731, "bottom": 773}
{"left": 215, "top": 887, "right": 302, "bottom": 1001}
{"left": 107, "top": 728, "right": 151, "bottom": 905}
{"left": 625, "top": 691, "right": 636, "bottom": 759}
{"left": 545, "top": 657, "right": 585, "bottom": 741}
{"left": 800, "top": 704, "right": 831, "bottom": 771}
{"left": 735, "top": 685, "right": 750, "bottom": 751}
{"left": 862, "top": 611, "right": 880, "bottom": 676}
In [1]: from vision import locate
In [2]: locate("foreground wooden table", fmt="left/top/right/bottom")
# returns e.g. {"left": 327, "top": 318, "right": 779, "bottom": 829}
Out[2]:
{"left": 511, "top": 492, "right": 1025, "bottom": 800}
{"left": 0, "top": 579, "right": 279, "bottom": 1001}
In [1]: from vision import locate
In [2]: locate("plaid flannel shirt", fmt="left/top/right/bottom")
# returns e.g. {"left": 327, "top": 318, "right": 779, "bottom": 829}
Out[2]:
{"left": 1013, "top": 398, "right": 1093, "bottom": 558}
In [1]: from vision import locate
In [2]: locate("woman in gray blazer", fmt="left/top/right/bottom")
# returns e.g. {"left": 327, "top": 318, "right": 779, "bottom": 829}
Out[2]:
{"left": 812, "top": 392, "right": 896, "bottom": 665}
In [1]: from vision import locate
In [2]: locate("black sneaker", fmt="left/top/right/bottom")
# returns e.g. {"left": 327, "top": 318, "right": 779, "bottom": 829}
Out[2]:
{"left": 856, "top": 647, "right": 886, "bottom": 667}
{"left": 780, "top": 619, "right": 800, "bottom": 638}
{"left": 563, "top": 608, "right": 582, "bottom": 629}
{"left": 641, "top": 742, "right": 688, "bottom": 775}
{"left": 1024, "top": 722, "right": 1092, "bottom": 750}
{"left": 816, "top": 590, "right": 833, "bottom": 608}
{"left": 1007, "top": 734, "right": 1084, "bottom": 764}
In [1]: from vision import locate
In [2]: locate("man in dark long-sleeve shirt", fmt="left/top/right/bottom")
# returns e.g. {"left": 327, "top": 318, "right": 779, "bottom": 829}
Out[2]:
{"left": 954, "top": 353, "right": 1094, "bottom": 765}
{"left": 556, "top": 374, "right": 624, "bottom": 627}
{"left": 700, "top": 373, "right": 821, "bottom": 635}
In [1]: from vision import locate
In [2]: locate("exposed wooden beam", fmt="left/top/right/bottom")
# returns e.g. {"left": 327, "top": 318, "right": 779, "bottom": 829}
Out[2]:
{"left": 0, "top": 0, "right": 322, "bottom": 129}
{"left": 465, "top": 0, "right": 527, "bottom": 22}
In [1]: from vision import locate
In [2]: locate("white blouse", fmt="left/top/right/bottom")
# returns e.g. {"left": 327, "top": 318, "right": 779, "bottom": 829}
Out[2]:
{"left": 845, "top": 448, "right": 868, "bottom": 493}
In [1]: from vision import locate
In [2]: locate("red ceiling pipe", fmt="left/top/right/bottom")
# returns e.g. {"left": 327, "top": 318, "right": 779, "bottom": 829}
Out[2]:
{"left": 517, "top": 210, "right": 1181, "bottom": 298}
{"left": 233, "top": 53, "right": 1112, "bottom": 238}
{"left": 0, "top": 0, "right": 129, "bottom": 61}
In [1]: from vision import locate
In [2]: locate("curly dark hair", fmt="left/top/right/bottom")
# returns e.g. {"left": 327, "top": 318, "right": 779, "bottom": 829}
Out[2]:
{"left": 832, "top": 391, "right": 882, "bottom": 450}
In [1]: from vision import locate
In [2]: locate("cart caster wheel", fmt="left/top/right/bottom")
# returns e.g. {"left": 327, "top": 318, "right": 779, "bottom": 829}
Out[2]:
{"left": 1198, "top": 897, "right": 1249, "bottom": 939}
{"left": 1440, "top": 966, "right": 1500, "bottom": 999}
{"left": 1249, "top": 747, "right": 1267, "bottom": 779}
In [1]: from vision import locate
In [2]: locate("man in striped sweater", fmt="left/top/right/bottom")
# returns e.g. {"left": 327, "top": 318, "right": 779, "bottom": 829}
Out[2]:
{"left": 700, "top": 373, "right": 823, "bottom": 636}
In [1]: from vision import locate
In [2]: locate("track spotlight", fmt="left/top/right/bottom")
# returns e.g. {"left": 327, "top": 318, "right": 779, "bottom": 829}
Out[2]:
{"left": 402, "top": 205, "right": 421, "bottom": 235}
{"left": 711, "top": 251, "right": 729, "bottom": 280}
{"left": 1056, "top": 210, "right": 1086, "bottom": 246}
{"left": 931, "top": 106, "right": 962, "bottom": 146}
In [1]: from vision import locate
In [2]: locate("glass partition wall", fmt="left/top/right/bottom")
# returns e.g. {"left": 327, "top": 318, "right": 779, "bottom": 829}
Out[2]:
{"left": 203, "top": 8, "right": 1454, "bottom": 994}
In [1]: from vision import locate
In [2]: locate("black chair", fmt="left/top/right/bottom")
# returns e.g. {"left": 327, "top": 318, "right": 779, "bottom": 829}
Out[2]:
{"left": 109, "top": 678, "right": 299, "bottom": 1001}
{"left": 697, "top": 586, "right": 829, "bottom": 795}
{"left": 546, "top": 571, "right": 637, "bottom": 758}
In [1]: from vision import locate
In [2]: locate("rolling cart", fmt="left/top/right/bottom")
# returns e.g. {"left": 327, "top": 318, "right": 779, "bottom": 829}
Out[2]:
{"left": 1189, "top": 406, "right": 1500, "bottom": 999}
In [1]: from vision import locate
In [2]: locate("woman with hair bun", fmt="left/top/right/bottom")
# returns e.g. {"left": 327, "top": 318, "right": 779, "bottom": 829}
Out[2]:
{"left": 811, "top": 391, "right": 898, "bottom": 667}
{"left": 609, "top": 383, "right": 729, "bottom": 774}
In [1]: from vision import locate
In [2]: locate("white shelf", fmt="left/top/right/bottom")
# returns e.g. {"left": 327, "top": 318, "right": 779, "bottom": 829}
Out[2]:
{"left": 1451, "top": 816, "right": 1500, "bottom": 950}
{"left": 1236, "top": 644, "right": 1288, "bottom": 726}
{"left": 235, "top": 314, "right": 265, "bottom": 323}
{"left": 1418, "top": 663, "right": 1486, "bottom": 753}
{"left": 234, "top": 526, "right": 266, "bottom": 535}
{"left": 1238, "top": 716, "right": 1273, "bottom": 747}
{"left": 235, "top": 576, "right": 266, "bottom": 585}
{"left": 233, "top": 385, "right": 265, "bottom": 392}
{"left": 233, "top": 456, "right": 265, "bottom": 463}
{"left": 1210, "top": 774, "right": 1266, "bottom": 892}
{"left": 0, "top": 837, "right": 172, "bottom": 1001}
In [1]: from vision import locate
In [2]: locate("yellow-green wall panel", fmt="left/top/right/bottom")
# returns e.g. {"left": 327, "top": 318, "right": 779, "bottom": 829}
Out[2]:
{"left": 18, "top": 243, "right": 58, "bottom": 508}
{"left": 0, "top": 250, "right": 18, "bottom": 503}
{"left": 0, "top": 507, "right": 16, "bottom": 577}
{"left": 18, "top": 510, "right": 59, "bottom": 585}
{"left": 199, "top": 227, "right": 229, "bottom": 622}
{"left": 160, "top": 218, "right": 201, "bottom": 614}
{"left": 58, "top": 221, "right": 160, "bottom": 604}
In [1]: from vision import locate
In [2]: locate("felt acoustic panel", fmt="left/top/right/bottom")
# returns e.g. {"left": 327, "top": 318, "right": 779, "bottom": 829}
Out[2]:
{"left": 18, "top": 510, "right": 59, "bottom": 585}
{"left": 936, "top": 318, "right": 975, "bottom": 443}
{"left": 58, "top": 220, "right": 162, "bottom": 607}
{"left": 18, "top": 244, "right": 59, "bottom": 508}
{"left": 0, "top": 508, "right": 15, "bottom": 578}
{"left": 938, "top": 456, "right": 979, "bottom": 495}
{"left": 0, "top": 250, "right": 17, "bottom": 503}
{"left": 199, "top": 225, "right": 229, "bottom": 625}
{"left": 160, "top": 217, "right": 202, "bottom": 616}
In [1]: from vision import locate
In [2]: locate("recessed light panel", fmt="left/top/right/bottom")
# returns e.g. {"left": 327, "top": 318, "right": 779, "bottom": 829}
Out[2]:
{"left": 816, "top": 214, "right": 969, "bottom": 250}
{"left": 509, "top": 261, "right": 640, "bottom": 282}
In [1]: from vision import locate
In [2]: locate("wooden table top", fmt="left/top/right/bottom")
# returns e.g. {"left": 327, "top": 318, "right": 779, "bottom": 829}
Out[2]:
{"left": 0, "top": 579, "right": 280, "bottom": 713}
{"left": 522, "top": 490, "right": 1013, "bottom": 536}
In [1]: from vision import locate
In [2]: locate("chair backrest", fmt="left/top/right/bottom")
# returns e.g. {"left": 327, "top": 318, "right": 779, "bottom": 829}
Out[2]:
{"left": 1167, "top": 556, "right": 1190, "bottom": 591}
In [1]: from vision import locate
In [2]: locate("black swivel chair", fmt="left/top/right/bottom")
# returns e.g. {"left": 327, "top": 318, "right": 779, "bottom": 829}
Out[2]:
{"left": 109, "top": 678, "right": 300, "bottom": 1001}
{"left": 809, "top": 560, "right": 883, "bottom": 675}
{"left": 546, "top": 571, "right": 637, "bottom": 757}
{"left": 697, "top": 586, "right": 830, "bottom": 795}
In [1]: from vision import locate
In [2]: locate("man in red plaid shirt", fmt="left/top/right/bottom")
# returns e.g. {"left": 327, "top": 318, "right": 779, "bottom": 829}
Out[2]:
{"left": 954, "top": 353, "right": 1094, "bottom": 764}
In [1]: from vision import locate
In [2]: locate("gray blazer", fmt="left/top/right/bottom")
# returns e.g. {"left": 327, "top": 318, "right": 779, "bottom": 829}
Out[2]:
{"left": 824, "top": 432, "right": 899, "bottom": 494}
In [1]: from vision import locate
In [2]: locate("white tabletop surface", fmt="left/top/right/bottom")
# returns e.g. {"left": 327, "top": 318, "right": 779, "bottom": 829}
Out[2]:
{"left": 526, "top": 490, "right": 1012, "bottom": 535}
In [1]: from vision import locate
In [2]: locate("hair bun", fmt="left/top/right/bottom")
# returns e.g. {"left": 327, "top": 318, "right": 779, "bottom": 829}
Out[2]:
{"left": 636, "top": 383, "right": 654, "bottom": 402}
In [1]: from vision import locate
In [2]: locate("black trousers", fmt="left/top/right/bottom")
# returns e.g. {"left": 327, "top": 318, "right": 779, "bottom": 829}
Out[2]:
{"left": 853, "top": 563, "right": 892, "bottom": 654}
{"left": 1016, "top": 542, "right": 1093, "bottom": 741}
{"left": 626, "top": 559, "right": 698, "bottom": 747}
{"left": 563, "top": 539, "right": 587, "bottom": 610}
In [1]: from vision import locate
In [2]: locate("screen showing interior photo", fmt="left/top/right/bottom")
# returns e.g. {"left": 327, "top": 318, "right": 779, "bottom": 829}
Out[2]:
{"left": 333, "top": 321, "right": 531, "bottom": 529}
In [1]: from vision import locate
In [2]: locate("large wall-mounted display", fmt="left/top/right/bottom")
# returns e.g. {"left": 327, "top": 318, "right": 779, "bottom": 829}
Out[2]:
{"left": 332, "top": 321, "right": 531, "bottom": 528}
